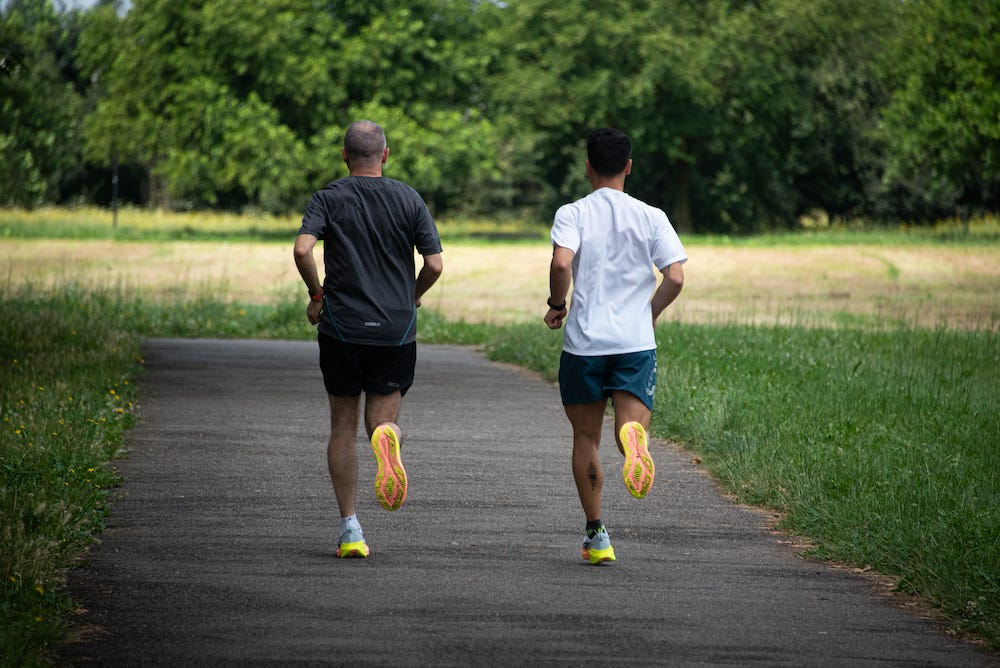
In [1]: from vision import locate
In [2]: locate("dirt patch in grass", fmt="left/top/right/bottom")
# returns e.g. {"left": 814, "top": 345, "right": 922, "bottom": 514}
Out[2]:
{"left": 3, "top": 239, "right": 998, "bottom": 330}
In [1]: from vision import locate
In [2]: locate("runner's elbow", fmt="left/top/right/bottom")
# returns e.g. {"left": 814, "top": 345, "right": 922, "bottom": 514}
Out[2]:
{"left": 423, "top": 253, "right": 443, "bottom": 277}
{"left": 664, "top": 263, "right": 684, "bottom": 291}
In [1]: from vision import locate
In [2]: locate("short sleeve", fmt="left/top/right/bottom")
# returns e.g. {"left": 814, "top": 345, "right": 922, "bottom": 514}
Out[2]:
{"left": 298, "top": 192, "right": 327, "bottom": 239}
{"left": 650, "top": 210, "right": 687, "bottom": 270}
{"left": 551, "top": 203, "right": 581, "bottom": 252}
{"left": 413, "top": 200, "right": 442, "bottom": 256}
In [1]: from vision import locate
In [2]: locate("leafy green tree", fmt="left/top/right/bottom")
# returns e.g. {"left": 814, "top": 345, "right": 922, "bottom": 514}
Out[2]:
{"left": 76, "top": 0, "right": 501, "bottom": 213}
{"left": 78, "top": 0, "right": 330, "bottom": 211}
{"left": 482, "top": 0, "right": 896, "bottom": 232}
{"left": 481, "top": 0, "right": 668, "bottom": 219}
{"left": 685, "top": 0, "right": 897, "bottom": 231}
{"left": 321, "top": 0, "right": 503, "bottom": 213}
{"left": 877, "top": 0, "right": 1000, "bottom": 220}
{"left": 0, "top": 0, "right": 86, "bottom": 207}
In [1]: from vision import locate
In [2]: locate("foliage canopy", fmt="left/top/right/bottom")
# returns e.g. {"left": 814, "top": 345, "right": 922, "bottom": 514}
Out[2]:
{"left": 2, "top": 0, "right": 997, "bottom": 231}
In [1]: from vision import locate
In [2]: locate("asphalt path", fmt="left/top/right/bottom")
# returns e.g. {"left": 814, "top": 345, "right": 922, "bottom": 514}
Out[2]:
{"left": 63, "top": 339, "right": 994, "bottom": 667}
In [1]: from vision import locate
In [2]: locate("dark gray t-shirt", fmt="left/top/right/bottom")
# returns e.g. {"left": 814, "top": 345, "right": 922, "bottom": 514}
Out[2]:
{"left": 299, "top": 176, "right": 442, "bottom": 346}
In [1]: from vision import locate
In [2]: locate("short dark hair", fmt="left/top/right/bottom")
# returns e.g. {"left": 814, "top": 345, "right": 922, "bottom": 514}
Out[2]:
{"left": 344, "top": 120, "right": 386, "bottom": 160}
{"left": 587, "top": 128, "right": 631, "bottom": 177}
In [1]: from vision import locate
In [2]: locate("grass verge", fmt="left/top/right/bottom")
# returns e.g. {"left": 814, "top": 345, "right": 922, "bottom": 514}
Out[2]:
{"left": 0, "top": 288, "right": 142, "bottom": 667}
{"left": 1, "top": 287, "right": 997, "bottom": 663}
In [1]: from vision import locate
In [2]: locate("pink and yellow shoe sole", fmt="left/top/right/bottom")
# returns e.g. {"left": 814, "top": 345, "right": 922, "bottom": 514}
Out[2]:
{"left": 620, "top": 421, "right": 654, "bottom": 499}
{"left": 371, "top": 424, "right": 408, "bottom": 511}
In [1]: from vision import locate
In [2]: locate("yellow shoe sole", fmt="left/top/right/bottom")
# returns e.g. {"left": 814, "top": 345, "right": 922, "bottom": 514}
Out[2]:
{"left": 581, "top": 544, "right": 617, "bottom": 565}
{"left": 371, "top": 424, "right": 408, "bottom": 511}
{"left": 337, "top": 540, "right": 370, "bottom": 558}
{"left": 620, "top": 422, "right": 654, "bottom": 499}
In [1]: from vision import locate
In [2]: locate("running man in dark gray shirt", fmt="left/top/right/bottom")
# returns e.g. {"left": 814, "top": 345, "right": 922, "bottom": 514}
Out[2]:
{"left": 294, "top": 120, "right": 443, "bottom": 558}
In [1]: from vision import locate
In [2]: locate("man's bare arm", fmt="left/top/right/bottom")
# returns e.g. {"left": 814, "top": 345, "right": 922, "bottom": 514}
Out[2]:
{"left": 293, "top": 233, "right": 324, "bottom": 325}
{"left": 651, "top": 261, "right": 684, "bottom": 324}
{"left": 544, "top": 245, "right": 574, "bottom": 329}
{"left": 415, "top": 252, "right": 443, "bottom": 306}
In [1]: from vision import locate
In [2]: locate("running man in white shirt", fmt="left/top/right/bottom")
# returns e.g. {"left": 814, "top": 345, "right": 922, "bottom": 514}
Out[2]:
{"left": 544, "top": 128, "right": 687, "bottom": 564}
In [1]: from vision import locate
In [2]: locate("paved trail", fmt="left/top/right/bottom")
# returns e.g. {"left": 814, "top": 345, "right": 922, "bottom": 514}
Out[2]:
{"left": 63, "top": 339, "right": 993, "bottom": 666}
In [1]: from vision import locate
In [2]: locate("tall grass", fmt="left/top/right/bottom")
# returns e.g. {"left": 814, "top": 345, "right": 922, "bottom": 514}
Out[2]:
{"left": 0, "top": 288, "right": 142, "bottom": 667}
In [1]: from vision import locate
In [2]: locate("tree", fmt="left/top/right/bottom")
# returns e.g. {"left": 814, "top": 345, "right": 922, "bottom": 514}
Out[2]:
{"left": 77, "top": 0, "right": 330, "bottom": 210}
{"left": 877, "top": 0, "right": 1000, "bottom": 221}
{"left": 684, "top": 0, "right": 897, "bottom": 231}
{"left": 481, "top": 0, "right": 899, "bottom": 233}
{"left": 321, "top": 0, "right": 503, "bottom": 213}
{"left": 481, "top": 0, "right": 679, "bottom": 219}
{"left": 0, "top": 0, "right": 86, "bottom": 207}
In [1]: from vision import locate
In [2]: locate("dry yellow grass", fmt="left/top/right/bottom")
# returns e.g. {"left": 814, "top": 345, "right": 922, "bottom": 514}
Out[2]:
{"left": 2, "top": 239, "right": 999, "bottom": 329}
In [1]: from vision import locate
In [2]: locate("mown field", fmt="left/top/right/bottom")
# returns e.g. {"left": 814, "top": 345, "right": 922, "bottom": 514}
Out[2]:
{"left": 1, "top": 209, "right": 998, "bottom": 664}
{"left": 5, "top": 225, "right": 999, "bottom": 330}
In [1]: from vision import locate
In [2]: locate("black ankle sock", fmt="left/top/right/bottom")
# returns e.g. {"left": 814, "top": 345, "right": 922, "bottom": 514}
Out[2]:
{"left": 585, "top": 520, "right": 603, "bottom": 538}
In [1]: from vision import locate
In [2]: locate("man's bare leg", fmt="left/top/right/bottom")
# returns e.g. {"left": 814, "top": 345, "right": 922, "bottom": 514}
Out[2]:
{"left": 564, "top": 400, "right": 608, "bottom": 522}
{"left": 363, "top": 391, "right": 403, "bottom": 439}
{"left": 327, "top": 394, "right": 361, "bottom": 517}
{"left": 610, "top": 390, "right": 651, "bottom": 454}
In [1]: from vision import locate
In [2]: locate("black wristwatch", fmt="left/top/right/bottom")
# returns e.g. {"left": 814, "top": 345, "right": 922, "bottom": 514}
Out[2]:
{"left": 547, "top": 297, "right": 566, "bottom": 311}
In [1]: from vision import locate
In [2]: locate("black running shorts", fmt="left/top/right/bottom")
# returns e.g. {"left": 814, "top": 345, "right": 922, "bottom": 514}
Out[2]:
{"left": 318, "top": 331, "right": 416, "bottom": 397}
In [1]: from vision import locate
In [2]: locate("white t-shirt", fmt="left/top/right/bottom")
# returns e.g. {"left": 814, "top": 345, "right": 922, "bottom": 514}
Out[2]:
{"left": 551, "top": 187, "right": 687, "bottom": 356}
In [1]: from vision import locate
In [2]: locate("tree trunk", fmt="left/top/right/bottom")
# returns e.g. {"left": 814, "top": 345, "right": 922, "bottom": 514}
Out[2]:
{"left": 672, "top": 157, "right": 693, "bottom": 234}
{"left": 143, "top": 165, "right": 171, "bottom": 210}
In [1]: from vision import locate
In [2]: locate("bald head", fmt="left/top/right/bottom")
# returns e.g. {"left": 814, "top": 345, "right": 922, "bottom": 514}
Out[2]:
{"left": 344, "top": 120, "right": 387, "bottom": 164}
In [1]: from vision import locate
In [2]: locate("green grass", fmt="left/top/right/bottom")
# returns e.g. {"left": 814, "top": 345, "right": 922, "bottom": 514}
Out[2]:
{"left": 697, "top": 213, "right": 1000, "bottom": 246}
{"left": 2, "top": 284, "right": 998, "bottom": 664}
{"left": 1, "top": 288, "right": 142, "bottom": 667}
{"left": 0, "top": 207, "right": 550, "bottom": 244}
{"left": 2, "top": 207, "right": 997, "bottom": 246}
{"left": 652, "top": 323, "right": 999, "bottom": 643}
